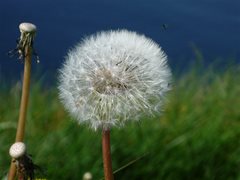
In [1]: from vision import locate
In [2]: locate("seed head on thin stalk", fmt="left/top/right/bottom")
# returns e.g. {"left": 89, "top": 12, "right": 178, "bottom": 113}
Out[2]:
{"left": 59, "top": 30, "right": 171, "bottom": 180}
{"left": 8, "top": 22, "right": 40, "bottom": 63}
{"left": 8, "top": 22, "right": 38, "bottom": 180}
{"left": 9, "top": 142, "right": 42, "bottom": 180}
{"left": 58, "top": 30, "right": 171, "bottom": 130}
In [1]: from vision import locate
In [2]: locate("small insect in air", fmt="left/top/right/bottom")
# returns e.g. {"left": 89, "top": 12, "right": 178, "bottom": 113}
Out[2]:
{"left": 161, "top": 24, "right": 169, "bottom": 31}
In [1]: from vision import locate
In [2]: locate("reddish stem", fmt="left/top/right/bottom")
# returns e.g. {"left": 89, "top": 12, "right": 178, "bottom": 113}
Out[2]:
{"left": 18, "top": 173, "right": 24, "bottom": 180}
{"left": 102, "top": 129, "right": 114, "bottom": 180}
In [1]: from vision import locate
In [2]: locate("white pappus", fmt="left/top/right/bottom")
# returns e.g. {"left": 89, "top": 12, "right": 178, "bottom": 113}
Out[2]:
{"left": 58, "top": 30, "right": 171, "bottom": 130}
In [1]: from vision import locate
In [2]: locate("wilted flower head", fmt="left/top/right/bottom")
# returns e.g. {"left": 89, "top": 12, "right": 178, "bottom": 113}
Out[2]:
{"left": 58, "top": 30, "right": 171, "bottom": 130}
{"left": 9, "top": 142, "right": 26, "bottom": 159}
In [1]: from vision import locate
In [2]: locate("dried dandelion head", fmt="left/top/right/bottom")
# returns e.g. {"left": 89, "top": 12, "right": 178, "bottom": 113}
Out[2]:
{"left": 9, "top": 142, "right": 26, "bottom": 159}
{"left": 58, "top": 30, "right": 171, "bottom": 130}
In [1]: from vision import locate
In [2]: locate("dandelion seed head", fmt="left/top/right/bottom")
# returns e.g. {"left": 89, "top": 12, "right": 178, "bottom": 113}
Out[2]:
{"left": 19, "top": 22, "right": 37, "bottom": 33}
{"left": 9, "top": 142, "right": 26, "bottom": 159}
{"left": 83, "top": 172, "right": 93, "bottom": 180}
{"left": 58, "top": 30, "right": 171, "bottom": 130}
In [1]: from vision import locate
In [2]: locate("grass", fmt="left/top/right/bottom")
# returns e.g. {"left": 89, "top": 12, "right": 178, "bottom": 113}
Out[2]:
{"left": 0, "top": 64, "right": 240, "bottom": 179}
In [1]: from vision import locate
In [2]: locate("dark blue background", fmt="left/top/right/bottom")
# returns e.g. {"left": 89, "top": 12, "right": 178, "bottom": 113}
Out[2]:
{"left": 0, "top": 0, "right": 239, "bottom": 82}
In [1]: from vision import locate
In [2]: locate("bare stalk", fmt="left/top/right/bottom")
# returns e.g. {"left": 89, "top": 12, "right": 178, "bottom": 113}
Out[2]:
{"left": 102, "top": 129, "right": 114, "bottom": 180}
{"left": 8, "top": 22, "right": 36, "bottom": 180}
{"left": 8, "top": 46, "right": 32, "bottom": 180}
{"left": 16, "top": 46, "right": 32, "bottom": 142}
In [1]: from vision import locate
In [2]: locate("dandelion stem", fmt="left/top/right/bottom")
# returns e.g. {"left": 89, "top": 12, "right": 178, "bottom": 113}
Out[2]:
{"left": 16, "top": 47, "right": 32, "bottom": 141}
{"left": 102, "top": 129, "right": 114, "bottom": 180}
{"left": 8, "top": 41, "right": 32, "bottom": 180}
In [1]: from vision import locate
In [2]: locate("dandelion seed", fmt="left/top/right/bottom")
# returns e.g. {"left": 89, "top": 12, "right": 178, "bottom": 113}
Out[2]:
{"left": 58, "top": 30, "right": 171, "bottom": 130}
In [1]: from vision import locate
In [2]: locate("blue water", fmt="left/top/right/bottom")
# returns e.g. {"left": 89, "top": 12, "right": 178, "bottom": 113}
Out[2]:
{"left": 0, "top": 0, "right": 239, "bottom": 82}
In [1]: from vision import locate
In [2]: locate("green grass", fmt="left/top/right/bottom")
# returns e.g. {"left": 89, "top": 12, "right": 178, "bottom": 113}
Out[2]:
{"left": 0, "top": 65, "right": 240, "bottom": 179}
